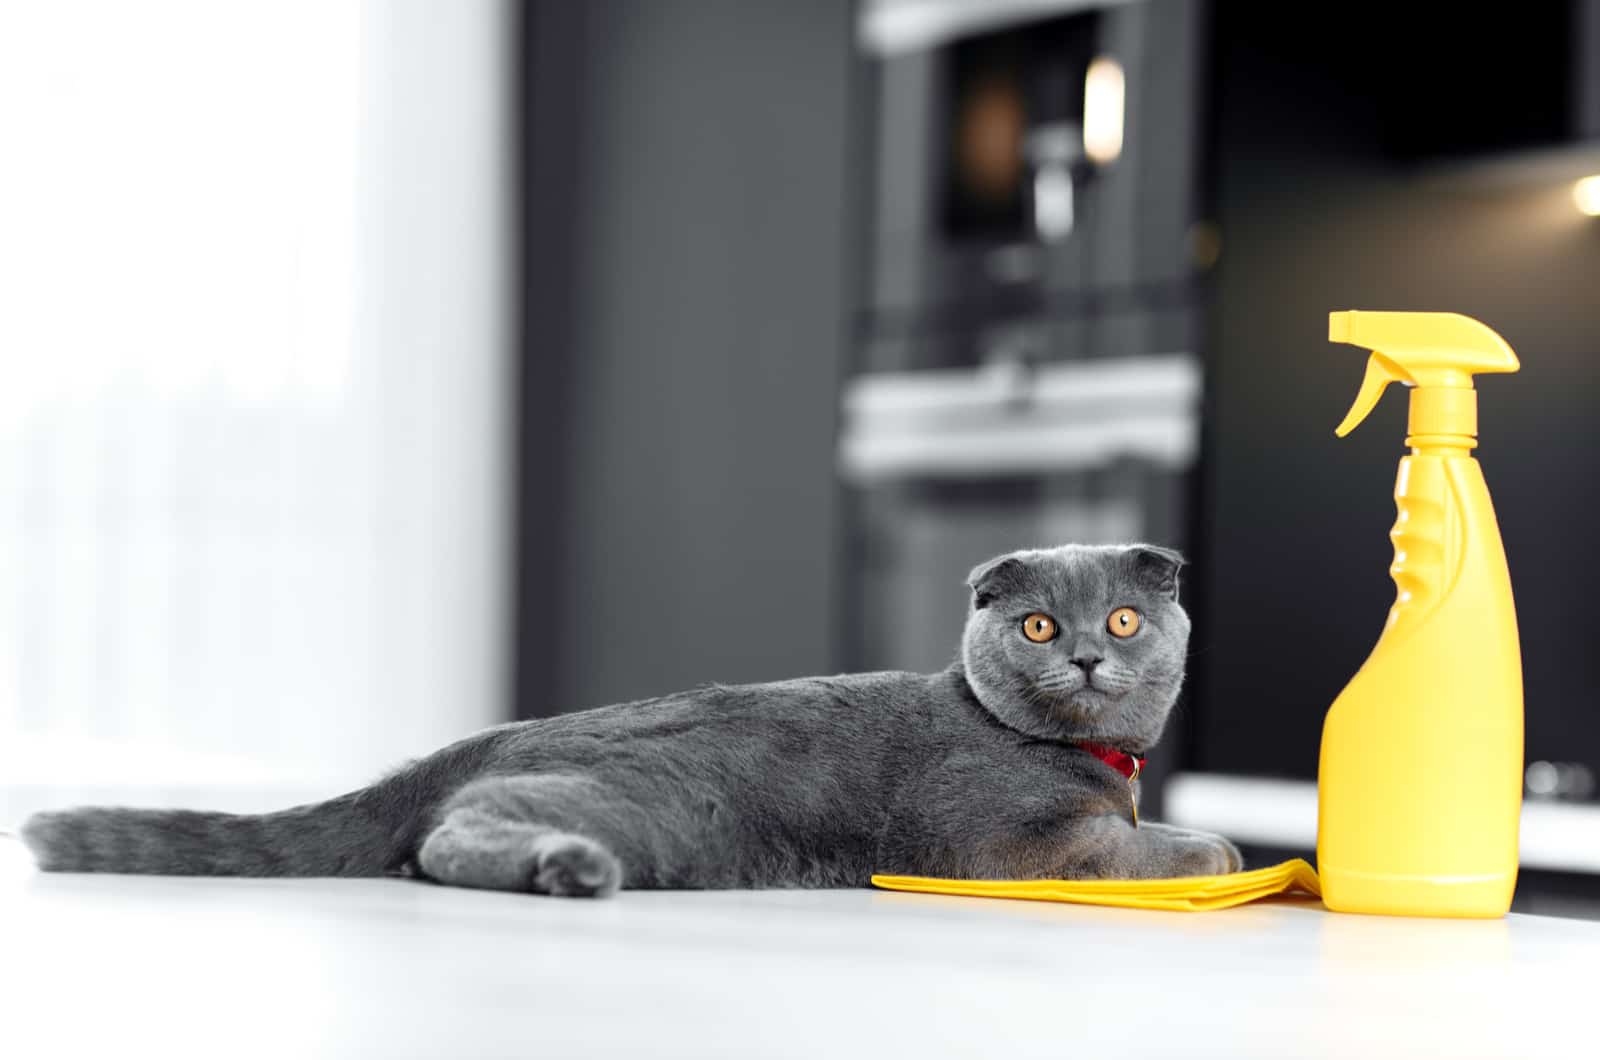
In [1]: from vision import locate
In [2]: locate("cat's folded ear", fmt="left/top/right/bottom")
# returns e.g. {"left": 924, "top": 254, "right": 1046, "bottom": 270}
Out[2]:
{"left": 1131, "top": 545, "right": 1185, "bottom": 600}
{"left": 967, "top": 554, "right": 1028, "bottom": 610}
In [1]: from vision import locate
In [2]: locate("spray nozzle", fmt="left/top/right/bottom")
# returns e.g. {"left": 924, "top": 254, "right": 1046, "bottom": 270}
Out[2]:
{"left": 1329, "top": 311, "right": 1519, "bottom": 439}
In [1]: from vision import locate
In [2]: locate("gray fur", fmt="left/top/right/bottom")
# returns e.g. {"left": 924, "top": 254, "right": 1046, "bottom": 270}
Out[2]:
{"left": 22, "top": 544, "right": 1241, "bottom": 896}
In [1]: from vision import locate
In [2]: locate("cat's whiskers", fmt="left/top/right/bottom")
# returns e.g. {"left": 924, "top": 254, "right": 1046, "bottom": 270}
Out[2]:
{"left": 1032, "top": 668, "right": 1080, "bottom": 693}
{"left": 1020, "top": 684, "right": 1058, "bottom": 708}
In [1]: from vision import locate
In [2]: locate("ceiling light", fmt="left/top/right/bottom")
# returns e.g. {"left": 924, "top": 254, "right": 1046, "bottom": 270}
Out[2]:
{"left": 1575, "top": 175, "right": 1600, "bottom": 216}
{"left": 1083, "top": 58, "right": 1124, "bottom": 166}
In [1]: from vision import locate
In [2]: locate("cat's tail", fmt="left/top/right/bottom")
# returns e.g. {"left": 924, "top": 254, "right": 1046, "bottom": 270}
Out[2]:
{"left": 19, "top": 731, "right": 510, "bottom": 877}
{"left": 21, "top": 795, "right": 406, "bottom": 876}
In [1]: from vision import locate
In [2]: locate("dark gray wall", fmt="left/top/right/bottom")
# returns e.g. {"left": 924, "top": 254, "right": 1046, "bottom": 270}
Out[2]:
{"left": 1194, "top": 6, "right": 1600, "bottom": 776}
{"left": 519, "top": 1, "right": 858, "bottom": 715}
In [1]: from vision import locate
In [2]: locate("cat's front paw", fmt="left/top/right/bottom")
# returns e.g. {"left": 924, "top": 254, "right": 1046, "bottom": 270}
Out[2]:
{"left": 1180, "top": 830, "right": 1242, "bottom": 876}
{"left": 1207, "top": 832, "right": 1243, "bottom": 874}
{"left": 1135, "top": 821, "right": 1242, "bottom": 876}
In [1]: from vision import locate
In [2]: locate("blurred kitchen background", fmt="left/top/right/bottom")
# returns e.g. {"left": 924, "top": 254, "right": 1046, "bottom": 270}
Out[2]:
{"left": 2, "top": 0, "right": 1598, "bottom": 916}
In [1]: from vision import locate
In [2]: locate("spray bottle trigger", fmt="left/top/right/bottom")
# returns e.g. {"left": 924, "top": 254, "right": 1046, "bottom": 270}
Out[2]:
{"left": 1335, "top": 353, "right": 1411, "bottom": 438}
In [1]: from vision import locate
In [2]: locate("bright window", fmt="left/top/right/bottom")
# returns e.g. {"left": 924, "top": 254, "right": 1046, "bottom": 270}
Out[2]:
{"left": 0, "top": 0, "right": 513, "bottom": 816}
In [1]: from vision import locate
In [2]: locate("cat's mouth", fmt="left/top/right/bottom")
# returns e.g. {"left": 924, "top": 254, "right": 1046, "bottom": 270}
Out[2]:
{"left": 1057, "top": 686, "right": 1115, "bottom": 710}
{"left": 1037, "top": 671, "right": 1128, "bottom": 697}
{"left": 1037, "top": 681, "right": 1118, "bottom": 716}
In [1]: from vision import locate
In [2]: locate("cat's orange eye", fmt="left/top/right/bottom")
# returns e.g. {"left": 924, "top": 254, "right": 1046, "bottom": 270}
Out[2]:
{"left": 1021, "top": 613, "right": 1058, "bottom": 643}
{"left": 1108, "top": 607, "right": 1141, "bottom": 638}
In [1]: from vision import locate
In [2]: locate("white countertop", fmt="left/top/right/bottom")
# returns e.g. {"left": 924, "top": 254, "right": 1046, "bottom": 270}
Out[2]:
{"left": 2, "top": 838, "right": 1594, "bottom": 1059}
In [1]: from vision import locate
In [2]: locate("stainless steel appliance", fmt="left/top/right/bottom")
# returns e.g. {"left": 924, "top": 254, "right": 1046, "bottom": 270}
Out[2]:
{"left": 840, "top": 0, "right": 1210, "bottom": 718}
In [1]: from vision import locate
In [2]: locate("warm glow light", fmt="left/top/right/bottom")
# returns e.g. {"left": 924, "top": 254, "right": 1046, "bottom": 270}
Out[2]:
{"left": 1575, "top": 175, "right": 1600, "bottom": 217}
{"left": 1083, "top": 57, "right": 1124, "bottom": 166}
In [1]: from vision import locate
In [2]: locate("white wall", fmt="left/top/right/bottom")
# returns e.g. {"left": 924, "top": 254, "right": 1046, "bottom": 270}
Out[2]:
{"left": 0, "top": 0, "right": 513, "bottom": 818}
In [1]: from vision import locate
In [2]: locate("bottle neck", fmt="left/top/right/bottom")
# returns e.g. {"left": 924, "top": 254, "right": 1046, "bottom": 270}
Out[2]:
{"left": 1406, "top": 435, "right": 1477, "bottom": 456}
{"left": 1408, "top": 386, "right": 1476, "bottom": 438}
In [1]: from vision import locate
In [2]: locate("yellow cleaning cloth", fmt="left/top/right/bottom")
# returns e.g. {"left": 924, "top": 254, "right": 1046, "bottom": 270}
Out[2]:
{"left": 870, "top": 858, "right": 1321, "bottom": 912}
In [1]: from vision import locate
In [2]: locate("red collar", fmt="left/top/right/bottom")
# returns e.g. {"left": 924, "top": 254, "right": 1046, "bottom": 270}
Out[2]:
{"left": 1076, "top": 741, "right": 1146, "bottom": 781}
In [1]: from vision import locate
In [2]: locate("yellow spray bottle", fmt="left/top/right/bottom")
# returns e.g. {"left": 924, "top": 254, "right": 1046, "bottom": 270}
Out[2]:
{"left": 1317, "top": 311, "right": 1523, "bottom": 918}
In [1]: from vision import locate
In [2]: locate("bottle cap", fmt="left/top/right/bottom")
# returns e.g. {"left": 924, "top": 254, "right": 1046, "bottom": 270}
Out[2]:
{"left": 1329, "top": 311, "right": 1519, "bottom": 440}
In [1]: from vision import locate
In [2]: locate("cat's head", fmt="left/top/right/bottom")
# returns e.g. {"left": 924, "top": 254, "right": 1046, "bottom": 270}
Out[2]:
{"left": 959, "top": 544, "right": 1191, "bottom": 753}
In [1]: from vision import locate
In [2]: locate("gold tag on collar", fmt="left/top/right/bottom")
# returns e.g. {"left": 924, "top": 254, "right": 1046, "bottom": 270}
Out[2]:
{"left": 1129, "top": 759, "right": 1142, "bottom": 827}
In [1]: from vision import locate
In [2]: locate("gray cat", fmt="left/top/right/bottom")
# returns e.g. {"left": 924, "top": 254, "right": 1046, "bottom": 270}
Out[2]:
{"left": 21, "top": 544, "right": 1241, "bottom": 897}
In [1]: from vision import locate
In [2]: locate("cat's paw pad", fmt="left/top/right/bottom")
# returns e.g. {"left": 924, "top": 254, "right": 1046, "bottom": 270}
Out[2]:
{"left": 530, "top": 834, "right": 621, "bottom": 898}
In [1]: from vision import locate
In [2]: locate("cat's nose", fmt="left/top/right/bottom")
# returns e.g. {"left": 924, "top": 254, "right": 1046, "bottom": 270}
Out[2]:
{"left": 1070, "top": 653, "right": 1104, "bottom": 672}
